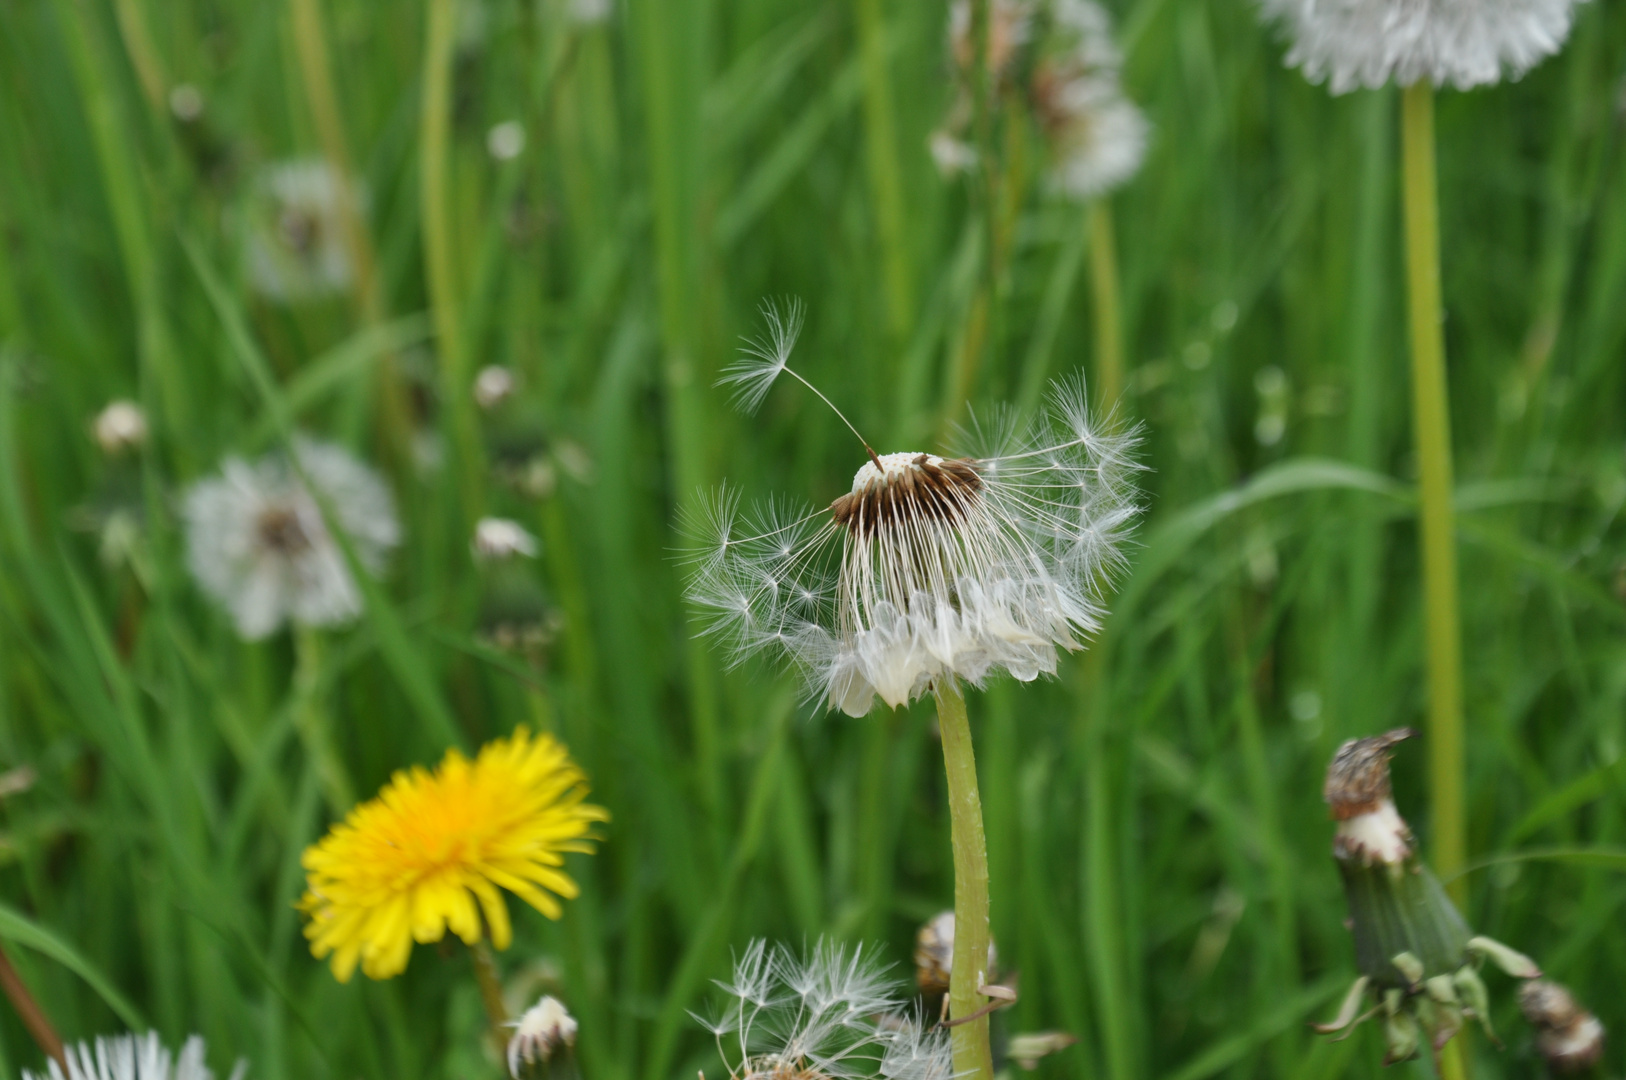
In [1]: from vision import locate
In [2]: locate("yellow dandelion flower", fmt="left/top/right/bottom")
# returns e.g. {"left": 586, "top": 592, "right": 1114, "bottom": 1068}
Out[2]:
{"left": 299, "top": 728, "right": 608, "bottom": 982}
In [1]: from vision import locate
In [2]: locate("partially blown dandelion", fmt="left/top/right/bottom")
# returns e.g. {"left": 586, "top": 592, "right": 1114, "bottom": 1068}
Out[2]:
{"left": 1259, "top": 0, "right": 1586, "bottom": 92}
{"left": 1034, "top": 0, "right": 1149, "bottom": 200}
{"left": 183, "top": 436, "right": 399, "bottom": 640}
{"left": 685, "top": 303, "right": 1140, "bottom": 717}
{"left": 696, "top": 940, "right": 953, "bottom": 1080}
{"left": 299, "top": 728, "right": 607, "bottom": 982}
{"left": 24, "top": 1033, "right": 243, "bottom": 1080}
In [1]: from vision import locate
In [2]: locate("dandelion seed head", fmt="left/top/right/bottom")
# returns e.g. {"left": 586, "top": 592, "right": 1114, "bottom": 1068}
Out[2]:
{"left": 505, "top": 996, "right": 577, "bottom": 1077}
{"left": 475, "top": 365, "right": 517, "bottom": 410}
{"left": 474, "top": 517, "right": 540, "bottom": 561}
{"left": 94, "top": 400, "right": 148, "bottom": 456}
{"left": 245, "top": 159, "right": 359, "bottom": 303}
{"left": 687, "top": 339, "right": 1141, "bottom": 716}
{"left": 1259, "top": 0, "right": 1585, "bottom": 92}
{"left": 183, "top": 437, "right": 399, "bottom": 640}
{"left": 24, "top": 1033, "right": 240, "bottom": 1080}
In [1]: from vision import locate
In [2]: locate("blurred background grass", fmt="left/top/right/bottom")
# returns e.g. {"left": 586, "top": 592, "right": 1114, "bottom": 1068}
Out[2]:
{"left": 2, "top": 0, "right": 1626, "bottom": 1077}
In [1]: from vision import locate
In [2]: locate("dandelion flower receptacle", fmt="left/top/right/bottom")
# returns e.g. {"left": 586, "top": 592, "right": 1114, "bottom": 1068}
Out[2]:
{"left": 686, "top": 304, "right": 1140, "bottom": 719}
{"left": 299, "top": 728, "right": 607, "bottom": 982}
{"left": 183, "top": 436, "right": 399, "bottom": 640}
{"left": 1315, "top": 729, "right": 1543, "bottom": 1066}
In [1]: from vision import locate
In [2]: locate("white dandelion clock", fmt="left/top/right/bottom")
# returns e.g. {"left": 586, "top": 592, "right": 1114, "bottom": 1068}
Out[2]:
{"left": 183, "top": 437, "right": 399, "bottom": 640}
{"left": 504, "top": 996, "right": 577, "bottom": 1078}
{"left": 24, "top": 1032, "right": 244, "bottom": 1080}
{"left": 695, "top": 940, "right": 949, "bottom": 1080}
{"left": 686, "top": 303, "right": 1140, "bottom": 717}
{"left": 244, "top": 158, "right": 359, "bottom": 302}
{"left": 1034, "top": 0, "right": 1150, "bottom": 199}
{"left": 1260, "top": 0, "right": 1586, "bottom": 92}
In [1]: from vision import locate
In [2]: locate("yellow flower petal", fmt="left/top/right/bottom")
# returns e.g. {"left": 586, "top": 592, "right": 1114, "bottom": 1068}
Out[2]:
{"left": 298, "top": 728, "right": 607, "bottom": 981}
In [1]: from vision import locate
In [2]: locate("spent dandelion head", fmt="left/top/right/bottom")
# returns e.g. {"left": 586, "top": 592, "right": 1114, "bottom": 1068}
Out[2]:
{"left": 1033, "top": 0, "right": 1149, "bottom": 200}
{"left": 696, "top": 940, "right": 950, "bottom": 1080}
{"left": 23, "top": 1033, "right": 243, "bottom": 1080}
{"left": 684, "top": 303, "right": 1141, "bottom": 717}
{"left": 474, "top": 517, "right": 540, "bottom": 562}
{"left": 505, "top": 995, "right": 578, "bottom": 1078}
{"left": 244, "top": 158, "right": 359, "bottom": 302}
{"left": 1259, "top": 0, "right": 1587, "bottom": 92}
{"left": 182, "top": 436, "right": 399, "bottom": 640}
{"left": 93, "top": 400, "right": 148, "bottom": 457}
{"left": 299, "top": 728, "right": 608, "bottom": 982}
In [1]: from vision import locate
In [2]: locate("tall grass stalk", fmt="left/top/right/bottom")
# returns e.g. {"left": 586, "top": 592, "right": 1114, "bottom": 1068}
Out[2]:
{"left": 1400, "top": 82, "right": 1466, "bottom": 902}
{"left": 1088, "top": 200, "right": 1125, "bottom": 410}
{"left": 934, "top": 678, "right": 995, "bottom": 1080}
{"left": 852, "top": 0, "right": 914, "bottom": 341}
{"left": 422, "top": 0, "right": 484, "bottom": 521}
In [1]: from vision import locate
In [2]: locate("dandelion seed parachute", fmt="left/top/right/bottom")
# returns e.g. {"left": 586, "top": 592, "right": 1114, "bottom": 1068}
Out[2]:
{"left": 1259, "top": 0, "right": 1585, "bottom": 92}
{"left": 685, "top": 309, "right": 1140, "bottom": 717}
{"left": 183, "top": 436, "right": 399, "bottom": 640}
{"left": 694, "top": 940, "right": 954, "bottom": 1080}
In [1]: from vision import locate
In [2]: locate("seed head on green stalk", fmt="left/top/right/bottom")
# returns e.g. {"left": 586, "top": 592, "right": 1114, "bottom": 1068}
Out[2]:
{"left": 682, "top": 300, "right": 1141, "bottom": 716}
{"left": 1314, "top": 729, "right": 1543, "bottom": 1066}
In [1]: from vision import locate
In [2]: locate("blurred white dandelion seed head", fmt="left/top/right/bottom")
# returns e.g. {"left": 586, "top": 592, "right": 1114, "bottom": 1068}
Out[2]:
{"left": 94, "top": 400, "right": 148, "bottom": 455}
{"left": 570, "top": 0, "right": 613, "bottom": 24}
{"left": 505, "top": 996, "right": 577, "bottom": 1077}
{"left": 475, "top": 365, "right": 517, "bottom": 410}
{"left": 473, "top": 517, "right": 540, "bottom": 561}
{"left": 487, "top": 120, "right": 527, "bottom": 162}
{"left": 913, "top": 911, "right": 998, "bottom": 995}
{"left": 1259, "top": 0, "right": 1586, "bottom": 92}
{"left": 24, "top": 1032, "right": 244, "bottom": 1080}
{"left": 693, "top": 940, "right": 951, "bottom": 1080}
{"left": 948, "top": 0, "right": 1035, "bottom": 81}
{"left": 1034, "top": 0, "right": 1150, "bottom": 199}
{"left": 168, "top": 84, "right": 204, "bottom": 123}
{"left": 928, "top": 129, "right": 978, "bottom": 176}
{"left": 245, "top": 159, "right": 360, "bottom": 303}
{"left": 685, "top": 305, "right": 1142, "bottom": 717}
{"left": 183, "top": 437, "right": 399, "bottom": 640}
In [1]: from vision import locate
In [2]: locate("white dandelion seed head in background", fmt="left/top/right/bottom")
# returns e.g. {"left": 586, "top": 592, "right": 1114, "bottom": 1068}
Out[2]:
{"left": 685, "top": 308, "right": 1142, "bottom": 718}
{"left": 693, "top": 940, "right": 950, "bottom": 1080}
{"left": 94, "top": 400, "right": 148, "bottom": 456}
{"left": 1035, "top": 0, "right": 1150, "bottom": 199}
{"left": 505, "top": 996, "right": 577, "bottom": 1078}
{"left": 948, "top": 0, "right": 1036, "bottom": 81}
{"left": 24, "top": 1033, "right": 245, "bottom": 1080}
{"left": 570, "top": 0, "right": 613, "bottom": 24}
{"left": 474, "top": 364, "right": 517, "bottom": 410}
{"left": 245, "top": 158, "right": 359, "bottom": 303}
{"left": 473, "top": 517, "right": 540, "bottom": 562}
{"left": 1259, "top": 0, "right": 1585, "bottom": 92}
{"left": 183, "top": 436, "right": 399, "bottom": 640}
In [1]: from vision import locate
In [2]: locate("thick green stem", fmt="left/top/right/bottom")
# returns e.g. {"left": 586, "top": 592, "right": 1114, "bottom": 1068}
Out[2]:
{"left": 1400, "top": 82, "right": 1465, "bottom": 903}
{"left": 934, "top": 679, "right": 995, "bottom": 1080}
{"left": 471, "top": 941, "right": 510, "bottom": 1058}
{"left": 1088, "top": 199, "right": 1125, "bottom": 411}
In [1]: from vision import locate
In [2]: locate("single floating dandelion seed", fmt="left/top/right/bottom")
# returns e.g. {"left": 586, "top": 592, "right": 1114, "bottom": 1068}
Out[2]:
{"left": 244, "top": 158, "right": 359, "bottom": 302}
{"left": 1259, "top": 0, "right": 1587, "bottom": 92}
{"left": 684, "top": 301, "right": 1141, "bottom": 717}
{"left": 23, "top": 1033, "right": 245, "bottom": 1080}
{"left": 182, "top": 436, "right": 399, "bottom": 641}
{"left": 695, "top": 940, "right": 954, "bottom": 1080}
{"left": 299, "top": 728, "right": 607, "bottom": 982}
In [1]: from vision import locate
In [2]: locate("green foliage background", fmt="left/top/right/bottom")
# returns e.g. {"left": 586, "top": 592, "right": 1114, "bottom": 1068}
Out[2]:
{"left": 1, "top": 0, "right": 1625, "bottom": 1077}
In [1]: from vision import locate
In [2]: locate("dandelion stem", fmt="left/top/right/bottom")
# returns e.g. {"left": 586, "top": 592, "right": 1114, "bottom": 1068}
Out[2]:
{"left": 1400, "top": 81, "right": 1466, "bottom": 906}
{"left": 934, "top": 678, "right": 996, "bottom": 1080}
{"left": 293, "top": 627, "right": 356, "bottom": 813}
{"left": 1088, "top": 200, "right": 1125, "bottom": 410}
{"left": 0, "top": 944, "right": 66, "bottom": 1075}
{"left": 471, "top": 940, "right": 510, "bottom": 1058}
